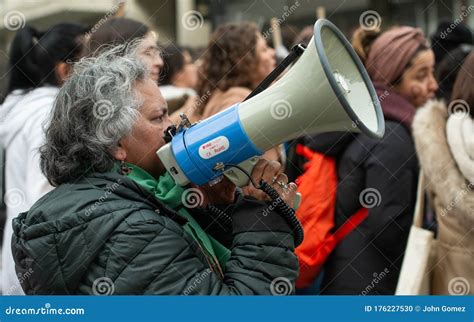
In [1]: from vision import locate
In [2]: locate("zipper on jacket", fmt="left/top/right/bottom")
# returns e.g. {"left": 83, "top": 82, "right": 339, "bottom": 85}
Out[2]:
{"left": 194, "top": 241, "right": 224, "bottom": 280}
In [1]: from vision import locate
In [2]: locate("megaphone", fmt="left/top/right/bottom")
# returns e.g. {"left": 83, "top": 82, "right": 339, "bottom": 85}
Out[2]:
{"left": 157, "top": 19, "right": 385, "bottom": 188}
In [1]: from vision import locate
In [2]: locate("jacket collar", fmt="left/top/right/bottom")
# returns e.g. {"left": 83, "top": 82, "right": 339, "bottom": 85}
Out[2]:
{"left": 90, "top": 170, "right": 188, "bottom": 226}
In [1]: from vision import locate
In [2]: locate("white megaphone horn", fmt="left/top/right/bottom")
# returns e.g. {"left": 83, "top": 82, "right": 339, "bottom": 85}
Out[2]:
{"left": 157, "top": 19, "right": 385, "bottom": 190}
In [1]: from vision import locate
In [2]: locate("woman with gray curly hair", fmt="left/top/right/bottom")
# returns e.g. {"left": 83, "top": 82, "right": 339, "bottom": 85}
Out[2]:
{"left": 11, "top": 44, "right": 300, "bottom": 295}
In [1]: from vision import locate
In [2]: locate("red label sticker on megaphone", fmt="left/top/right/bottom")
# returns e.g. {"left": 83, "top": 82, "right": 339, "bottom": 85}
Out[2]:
{"left": 199, "top": 136, "right": 230, "bottom": 159}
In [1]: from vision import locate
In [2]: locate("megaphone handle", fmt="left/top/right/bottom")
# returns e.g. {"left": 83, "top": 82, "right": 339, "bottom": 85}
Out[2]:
{"left": 223, "top": 157, "right": 302, "bottom": 210}
{"left": 223, "top": 157, "right": 259, "bottom": 187}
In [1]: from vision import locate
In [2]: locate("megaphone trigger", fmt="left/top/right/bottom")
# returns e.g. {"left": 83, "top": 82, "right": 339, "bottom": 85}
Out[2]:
{"left": 222, "top": 156, "right": 260, "bottom": 187}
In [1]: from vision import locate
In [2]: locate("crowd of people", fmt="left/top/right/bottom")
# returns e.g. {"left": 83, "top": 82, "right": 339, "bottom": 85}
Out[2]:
{"left": 0, "top": 15, "right": 472, "bottom": 295}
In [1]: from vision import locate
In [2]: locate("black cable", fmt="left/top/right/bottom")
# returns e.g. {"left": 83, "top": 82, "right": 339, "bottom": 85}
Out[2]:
{"left": 258, "top": 180, "right": 304, "bottom": 247}
{"left": 204, "top": 204, "right": 233, "bottom": 232}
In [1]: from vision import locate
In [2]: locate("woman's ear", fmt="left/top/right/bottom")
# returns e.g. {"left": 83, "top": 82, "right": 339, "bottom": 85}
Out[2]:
{"left": 111, "top": 142, "right": 127, "bottom": 161}
{"left": 55, "top": 62, "right": 72, "bottom": 84}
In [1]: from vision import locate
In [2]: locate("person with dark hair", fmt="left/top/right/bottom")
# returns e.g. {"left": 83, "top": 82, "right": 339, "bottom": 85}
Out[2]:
{"left": 413, "top": 52, "right": 474, "bottom": 294}
{"left": 6, "top": 24, "right": 86, "bottom": 92}
{"left": 195, "top": 22, "right": 276, "bottom": 120}
{"left": 5, "top": 26, "right": 43, "bottom": 93}
{"left": 86, "top": 17, "right": 163, "bottom": 83}
{"left": 159, "top": 45, "right": 198, "bottom": 115}
{"left": 435, "top": 44, "right": 472, "bottom": 101}
{"left": 431, "top": 20, "right": 473, "bottom": 65}
{"left": 189, "top": 22, "right": 283, "bottom": 167}
{"left": 11, "top": 44, "right": 300, "bottom": 295}
{"left": 317, "top": 26, "right": 438, "bottom": 295}
{"left": 0, "top": 22, "right": 87, "bottom": 295}
{"left": 160, "top": 45, "right": 197, "bottom": 88}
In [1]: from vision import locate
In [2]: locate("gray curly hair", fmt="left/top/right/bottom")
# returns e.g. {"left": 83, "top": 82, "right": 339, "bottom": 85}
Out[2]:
{"left": 40, "top": 42, "right": 148, "bottom": 186}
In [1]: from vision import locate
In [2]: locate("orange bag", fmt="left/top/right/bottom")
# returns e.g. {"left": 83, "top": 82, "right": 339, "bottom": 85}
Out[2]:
{"left": 294, "top": 144, "right": 368, "bottom": 289}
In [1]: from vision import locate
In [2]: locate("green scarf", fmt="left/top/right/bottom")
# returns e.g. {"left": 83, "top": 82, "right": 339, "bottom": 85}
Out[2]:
{"left": 116, "top": 163, "right": 230, "bottom": 271}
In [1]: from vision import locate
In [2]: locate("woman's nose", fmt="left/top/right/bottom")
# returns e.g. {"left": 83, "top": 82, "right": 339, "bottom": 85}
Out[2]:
{"left": 163, "top": 116, "right": 173, "bottom": 131}
{"left": 155, "top": 55, "right": 164, "bottom": 71}
{"left": 429, "top": 75, "right": 438, "bottom": 92}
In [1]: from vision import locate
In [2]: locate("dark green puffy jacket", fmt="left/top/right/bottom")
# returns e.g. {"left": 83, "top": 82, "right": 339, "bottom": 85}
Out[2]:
{"left": 12, "top": 171, "right": 298, "bottom": 295}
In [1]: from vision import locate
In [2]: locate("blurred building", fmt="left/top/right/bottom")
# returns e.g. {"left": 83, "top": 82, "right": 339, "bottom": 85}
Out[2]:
{"left": 203, "top": 0, "right": 474, "bottom": 33}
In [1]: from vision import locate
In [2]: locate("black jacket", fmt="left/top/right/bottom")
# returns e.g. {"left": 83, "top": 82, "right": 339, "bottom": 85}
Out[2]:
{"left": 310, "top": 87, "right": 419, "bottom": 295}
{"left": 12, "top": 171, "right": 298, "bottom": 295}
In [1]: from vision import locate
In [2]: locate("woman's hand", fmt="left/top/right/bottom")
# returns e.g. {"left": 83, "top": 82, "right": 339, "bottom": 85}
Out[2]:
{"left": 243, "top": 158, "right": 297, "bottom": 208}
{"left": 190, "top": 159, "right": 296, "bottom": 208}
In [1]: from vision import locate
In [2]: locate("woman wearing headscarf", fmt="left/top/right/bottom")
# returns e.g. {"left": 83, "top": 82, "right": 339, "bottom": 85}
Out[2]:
{"left": 412, "top": 52, "right": 474, "bottom": 294}
{"left": 318, "top": 26, "right": 438, "bottom": 294}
